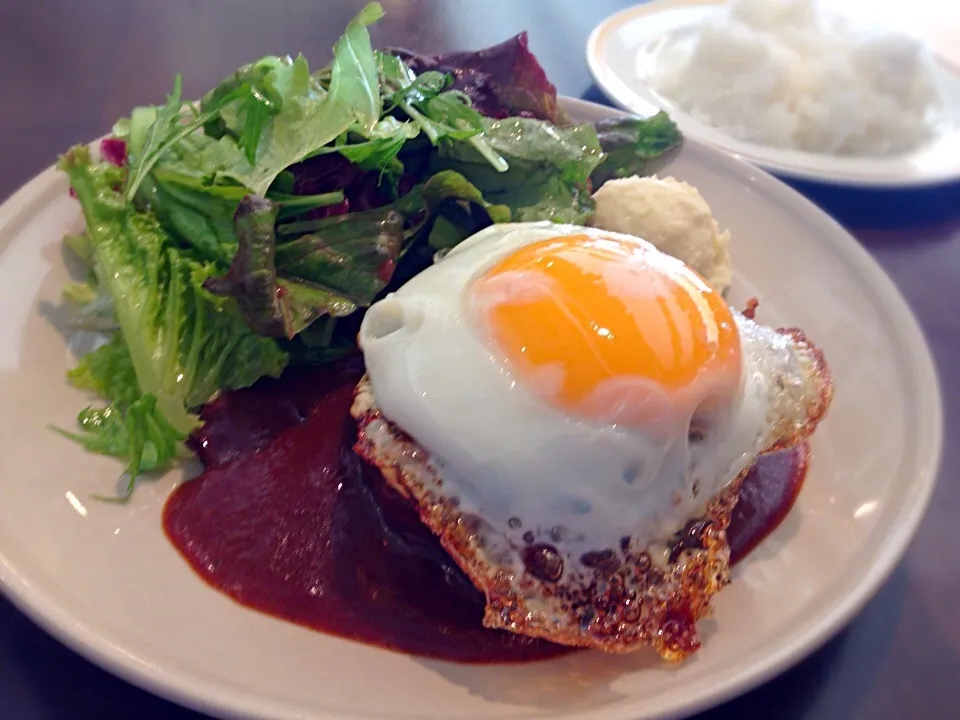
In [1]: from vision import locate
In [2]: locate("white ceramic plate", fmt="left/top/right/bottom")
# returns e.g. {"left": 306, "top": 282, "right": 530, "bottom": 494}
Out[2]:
{"left": 0, "top": 97, "right": 941, "bottom": 720}
{"left": 586, "top": 0, "right": 960, "bottom": 187}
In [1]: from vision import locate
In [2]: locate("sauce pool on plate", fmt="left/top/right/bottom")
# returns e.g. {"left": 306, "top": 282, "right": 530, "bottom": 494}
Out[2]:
{"left": 163, "top": 356, "right": 808, "bottom": 663}
{"left": 164, "top": 356, "right": 568, "bottom": 663}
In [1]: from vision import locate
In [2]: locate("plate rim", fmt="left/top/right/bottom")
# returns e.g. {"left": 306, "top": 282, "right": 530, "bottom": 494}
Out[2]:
{"left": 0, "top": 96, "right": 943, "bottom": 720}
{"left": 585, "top": 0, "right": 960, "bottom": 188}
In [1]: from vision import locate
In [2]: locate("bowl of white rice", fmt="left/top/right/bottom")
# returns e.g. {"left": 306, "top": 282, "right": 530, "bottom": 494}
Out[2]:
{"left": 587, "top": 0, "right": 960, "bottom": 186}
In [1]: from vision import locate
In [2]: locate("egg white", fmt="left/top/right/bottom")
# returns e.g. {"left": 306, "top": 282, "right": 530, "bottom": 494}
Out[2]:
{"left": 359, "top": 222, "right": 804, "bottom": 556}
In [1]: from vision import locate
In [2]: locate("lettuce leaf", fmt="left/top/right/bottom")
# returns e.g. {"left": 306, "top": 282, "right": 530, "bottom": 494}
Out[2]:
{"left": 414, "top": 169, "right": 510, "bottom": 248}
{"left": 392, "top": 32, "right": 563, "bottom": 123}
{"left": 124, "top": 75, "right": 191, "bottom": 201}
{"left": 66, "top": 334, "right": 141, "bottom": 406}
{"left": 61, "top": 234, "right": 118, "bottom": 331}
{"left": 326, "top": 116, "right": 419, "bottom": 176}
{"left": 63, "top": 232, "right": 94, "bottom": 266}
{"left": 121, "top": 2, "right": 384, "bottom": 209}
{"left": 62, "top": 280, "right": 117, "bottom": 332}
{"left": 200, "top": 54, "right": 314, "bottom": 164}
{"left": 130, "top": 128, "right": 347, "bottom": 265}
{"left": 149, "top": 168, "right": 248, "bottom": 264}
{"left": 56, "top": 397, "right": 186, "bottom": 500}
{"left": 441, "top": 117, "right": 602, "bottom": 184}
{"left": 208, "top": 170, "right": 505, "bottom": 340}
{"left": 59, "top": 146, "right": 288, "bottom": 437}
{"left": 590, "top": 113, "right": 682, "bottom": 186}
{"left": 53, "top": 5, "right": 689, "bottom": 498}
{"left": 114, "top": 1, "right": 387, "bottom": 269}
{"left": 206, "top": 196, "right": 403, "bottom": 338}
{"left": 432, "top": 117, "right": 603, "bottom": 223}
{"left": 507, "top": 176, "right": 594, "bottom": 224}
{"left": 196, "top": 3, "right": 384, "bottom": 195}
{"left": 55, "top": 335, "right": 185, "bottom": 499}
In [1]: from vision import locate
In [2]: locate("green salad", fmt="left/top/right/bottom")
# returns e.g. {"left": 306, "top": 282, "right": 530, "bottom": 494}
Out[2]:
{"left": 55, "top": 2, "right": 681, "bottom": 497}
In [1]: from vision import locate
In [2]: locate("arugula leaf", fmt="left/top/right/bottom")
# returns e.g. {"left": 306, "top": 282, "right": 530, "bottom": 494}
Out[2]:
{"left": 127, "top": 130, "right": 247, "bottom": 263}
{"left": 378, "top": 54, "right": 507, "bottom": 172}
{"left": 123, "top": 78, "right": 259, "bottom": 202}
{"left": 270, "top": 191, "right": 347, "bottom": 218}
{"left": 124, "top": 75, "right": 211, "bottom": 202}
{"left": 60, "top": 146, "right": 288, "bottom": 436}
{"left": 200, "top": 55, "right": 310, "bottom": 163}
{"left": 385, "top": 66, "right": 448, "bottom": 107}
{"left": 124, "top": 76, "right": 185, "bottom": 199}
{"left": 422, "top": 92, "right": 508, "bottom": 171}
{"left": 326, "top": 2, "right": 384, "bottom": 129}
{"left": 201, "top": 3, "right": 385, "bottom": 195}
{"left": 432, "top": 117, "right": 603, "bottom": 223}
{"left": 508, "top": 175, "right": 594, "bottom": 224}
{"left": 149, "top": 168, "right": 248, "bottom": 264}
{"left": 377, "top": 51, "right": 417, "bottom": 95}
{"left": 416, "top": 169, "right": 510, "bottom": 248}
{"left": 590, "top": 112, "right": 683, "bottom": 186}
{"left": 325, "top": 117, "right": 419, "bottom": 176}
{"left": 455, "top": 117, "right": 603, "bottom": 185}
{"left": 123, "top": 3, "right": 385, "bottom": 201}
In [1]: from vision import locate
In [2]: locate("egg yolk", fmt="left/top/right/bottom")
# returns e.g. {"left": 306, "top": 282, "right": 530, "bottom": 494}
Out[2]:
{"left": 470, "top": 233, "right": 741, "bottom": 424}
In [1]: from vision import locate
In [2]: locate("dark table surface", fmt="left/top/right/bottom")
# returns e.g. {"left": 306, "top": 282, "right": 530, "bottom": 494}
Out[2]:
{"left": 2, "top": 1, "right": 959, "bottom": 718}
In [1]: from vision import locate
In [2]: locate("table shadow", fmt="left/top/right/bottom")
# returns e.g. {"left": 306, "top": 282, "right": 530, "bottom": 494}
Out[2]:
{"left": 782, "top": 179, "right": 960, "bottom": 230}
{"left": 853, "top": 220, "right": 960, "bottom": 248}
{"left": 0, "top": 596, "right": 209, "bottom": 719}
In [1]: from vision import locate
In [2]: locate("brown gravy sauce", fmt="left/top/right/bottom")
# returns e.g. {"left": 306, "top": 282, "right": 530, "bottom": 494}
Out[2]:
{"left": 163, "top": 357, "right": 808, "bottom": 663}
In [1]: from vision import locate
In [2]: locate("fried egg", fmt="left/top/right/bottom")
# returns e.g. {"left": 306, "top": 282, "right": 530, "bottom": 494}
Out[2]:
{"left": 352, "top": 221, "right": 831, "bottom": 659}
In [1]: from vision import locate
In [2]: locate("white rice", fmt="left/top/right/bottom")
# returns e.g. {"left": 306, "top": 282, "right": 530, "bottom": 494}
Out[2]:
{"left": 651, "top": 0, "right": 947, "bottom": 156}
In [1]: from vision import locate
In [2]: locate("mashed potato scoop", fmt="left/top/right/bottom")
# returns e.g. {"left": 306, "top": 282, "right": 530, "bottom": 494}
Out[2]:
{"left": 591, "top": 175, "right": 732, "bottom": 293}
